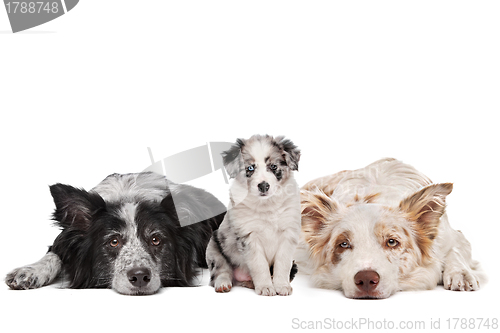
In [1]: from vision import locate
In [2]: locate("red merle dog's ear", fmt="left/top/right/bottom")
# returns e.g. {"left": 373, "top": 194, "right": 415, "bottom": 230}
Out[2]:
{"left": 399, "top": 183, "right": 453, "bottom": 262}
{"left": 50, "top": 184, "right": 106, "bottom": 231}
{"left": 301, "top": 189, "right": 340, "bottom": 257}
{"left": 399, "top": 183, "right": 453, "bottom": 239}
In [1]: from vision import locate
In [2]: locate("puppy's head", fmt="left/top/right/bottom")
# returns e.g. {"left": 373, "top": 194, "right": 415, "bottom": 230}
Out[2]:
{"left": 222, "top": 134, "right": 300, "bottom": 200}
{"left": 50, "top": 182, "right": 221, "bottom": 295}
{"left": 301, "top": 183, "right": 452, "bottom": 299}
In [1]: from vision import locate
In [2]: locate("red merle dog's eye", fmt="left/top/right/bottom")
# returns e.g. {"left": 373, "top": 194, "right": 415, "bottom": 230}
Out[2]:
{"left": 386, "top": 239, "right": 399, "bottom": 248}
{"left": 333, "top": 235, "right": 352, "bottom": 265}
{"left": 340, "top": 241, "right": 350, "bottom": 249}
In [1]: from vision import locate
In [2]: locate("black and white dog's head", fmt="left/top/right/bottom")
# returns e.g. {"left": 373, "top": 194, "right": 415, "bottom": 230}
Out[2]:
{"left": 50, "top": 173, "right": 225, "bottom": 295}
{"left": 222, "top": 135, "right": 301, "bottom": 201}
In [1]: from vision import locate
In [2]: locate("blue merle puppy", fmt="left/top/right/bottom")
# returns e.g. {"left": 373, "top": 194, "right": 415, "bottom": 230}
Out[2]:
{"left": 206, "top": 135, "right": 301, "bottom": 296}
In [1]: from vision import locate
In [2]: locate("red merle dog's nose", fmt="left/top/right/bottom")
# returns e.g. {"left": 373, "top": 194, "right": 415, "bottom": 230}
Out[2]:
{"left": 127, "top": 268, "right": 151, "bottom": 288}
{"left": 354, "top": 270, "right": 380, "bottom": 293}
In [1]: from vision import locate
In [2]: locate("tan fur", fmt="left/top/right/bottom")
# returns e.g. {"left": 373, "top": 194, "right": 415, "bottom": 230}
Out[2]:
{"left": 297, "top": 158, "right": 485, "bottom": 298}
{"left": 400, "top": 183, "right": 453, "bottom": 263}
{"left": 301, "top": 189, "right": 339, "bottom": 259}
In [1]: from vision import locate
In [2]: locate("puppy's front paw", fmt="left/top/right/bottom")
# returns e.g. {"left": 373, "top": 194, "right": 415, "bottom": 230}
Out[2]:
{"left": 443, "top": 269, "right": 480, "bottom": 291}
{"left": 5, "top": 266, "right": 47, "bottom": 290}
{"left": 255, "top": 284, "right": 276, "bottom": 296}
{"left": 274, "top": 282, "right": 293, "bottom": 296}
{"left": 214, "top": 277, "right": 232, "bottom": 293}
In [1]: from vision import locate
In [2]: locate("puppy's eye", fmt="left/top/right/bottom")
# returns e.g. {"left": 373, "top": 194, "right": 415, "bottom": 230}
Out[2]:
{"left": 247, "top": 165, "right": 255, "bottom": 171}
{"left": 339, "top": 241, "right": 351, "bottom": 249}
{"left": 270, "top": 164, "right": 278, "bottom": 170}
{"left": 151, "top": 237, "right": 161, "bottom": 246}
{"left": 386, "top": 239, "right": 399, "bottom": 248}
{"left": 110, "top": 239, "right": 120, "bottom": 248}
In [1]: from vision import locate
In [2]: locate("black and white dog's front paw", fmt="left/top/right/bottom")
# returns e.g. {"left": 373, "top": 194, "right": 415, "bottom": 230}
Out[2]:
{"left": 6, "top": 266, "right": 49, "bottom": 290}
{"left": 5, "top": 253, "right": 62, "bottom": 290}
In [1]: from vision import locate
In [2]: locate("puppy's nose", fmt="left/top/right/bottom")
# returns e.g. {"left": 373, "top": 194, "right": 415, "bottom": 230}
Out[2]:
{"left": 258, "top": 181, "right": 270, "bottom": 193}
{"left": 354, "top": 270, "right": 380, "bottom": 292}
{"left": 127, "top": 268, "right": 151, "bottom": 288}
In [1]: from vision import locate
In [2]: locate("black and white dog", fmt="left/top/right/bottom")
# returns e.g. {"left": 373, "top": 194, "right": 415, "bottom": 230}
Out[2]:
{"left": 5, "top": 172, "right": 225, "bottom": 295}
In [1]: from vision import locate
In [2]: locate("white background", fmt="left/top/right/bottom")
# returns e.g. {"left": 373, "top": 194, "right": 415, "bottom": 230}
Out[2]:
{"left": 1, "top": 1, "right": 499, "bottom": 332}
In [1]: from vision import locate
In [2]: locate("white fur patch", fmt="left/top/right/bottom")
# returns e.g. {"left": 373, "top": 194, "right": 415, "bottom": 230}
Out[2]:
{"left": 298, "top": 158, "right": 485, "bottom": 298}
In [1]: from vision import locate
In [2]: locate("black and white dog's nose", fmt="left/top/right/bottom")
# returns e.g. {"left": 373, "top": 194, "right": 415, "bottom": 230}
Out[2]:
{"left": 258, "top": 181, "right": 270, "bottom": 194}
{"left": 127, "top": 268, "right": 151, "bottom": 288}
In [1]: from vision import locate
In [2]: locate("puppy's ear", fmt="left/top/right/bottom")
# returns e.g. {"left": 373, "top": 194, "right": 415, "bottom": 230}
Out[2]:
{"left": 277, "top": 136, "right": 300, "bottom": 171}
{"left": 50, "top": 184, "right": 106, "bottom": 231}
{"left": 301, "top": 189, "right": 339, "bottom": 255}
{"left": 399, "top": 183, "right": 453, "bottom": 260}
{"left": 161, "top": 184, "right": 226, "bottom": 228}
{"left": 221, "top": 139, "right": 245, "bottom": 178}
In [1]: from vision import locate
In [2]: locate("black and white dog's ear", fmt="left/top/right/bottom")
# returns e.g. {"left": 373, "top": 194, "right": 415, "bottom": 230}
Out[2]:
{"left": 50, "top": 184, "right": 106, "bottom": 231}
{"left": 277, "top": 136, "right": 301, "bottom": 171}
{"left": 161, "top": 184, "right": 226, "bottom": 228}
{"left": 221, "top": 138, "right": 245, "bottom": 178}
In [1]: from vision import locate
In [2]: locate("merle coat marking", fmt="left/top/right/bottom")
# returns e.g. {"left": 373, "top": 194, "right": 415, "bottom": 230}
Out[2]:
{"left": 206, "top": 135, "right": 301, "bottom": 296}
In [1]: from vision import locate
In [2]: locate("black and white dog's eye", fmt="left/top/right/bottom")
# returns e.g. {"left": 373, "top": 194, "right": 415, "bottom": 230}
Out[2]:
{"left": 247, "top": 165, "right": 255, "bottom": 171}
{"left": 151, "top": 237, "right": 161, "bottom": 246}
{"left": 270, "top": 164, "right": 278, "bottom": 170}
{"left": 110, "top": 239, "right": 120, "bottom": 248}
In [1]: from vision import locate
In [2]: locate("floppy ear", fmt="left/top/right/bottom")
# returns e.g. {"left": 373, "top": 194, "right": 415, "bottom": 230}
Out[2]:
{"left": 161, "top": 184, "right": 226, "bottom": 228}
{"left": 221, "top": 138, "right": 245, "bottom": 178}
{"left": 301, "top": 189, "right": 339, "bottom": 255}
{"left": 277, "top": 136, "right": 301, "bottom": 171}
{"left": 50, "top": 184, "right": 106, "bottom": 231}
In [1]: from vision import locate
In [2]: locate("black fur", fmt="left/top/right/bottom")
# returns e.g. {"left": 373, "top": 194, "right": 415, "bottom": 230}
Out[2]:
{"left": 269, "top": 262, "right": 298, "bottom": 281}
{"left": 7, "top": 173, "right": 225, "bottom": 294}
{"left": 277, "top": 137, "right": 301, "bottom": 171}
{"left": 212, "top": 229, "right": 234, "bottom": 266}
